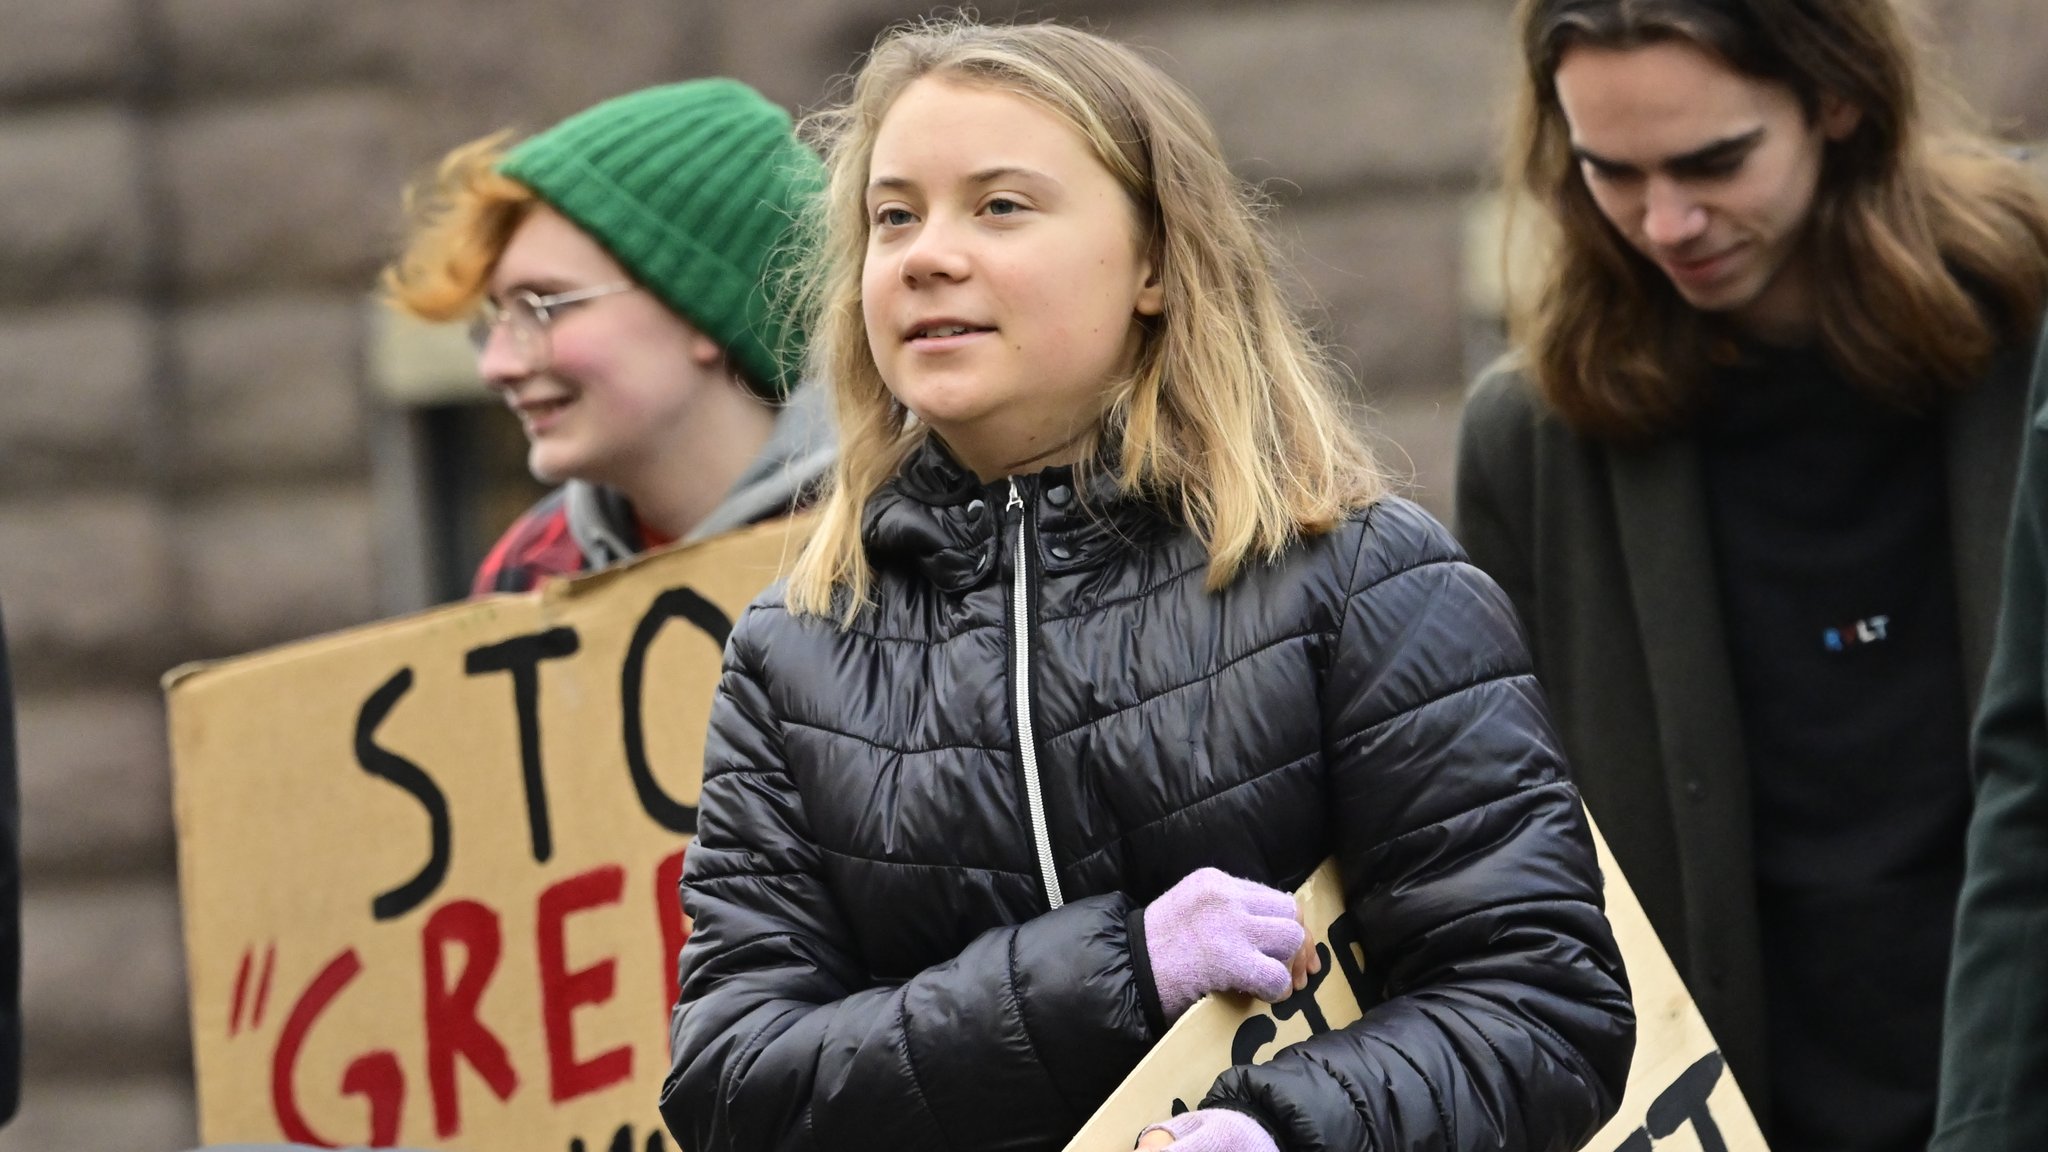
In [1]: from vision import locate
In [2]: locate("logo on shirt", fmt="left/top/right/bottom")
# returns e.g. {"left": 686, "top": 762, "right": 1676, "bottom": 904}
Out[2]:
{"left": 1822, "top": 614, "right": 1890, "bottom": 653}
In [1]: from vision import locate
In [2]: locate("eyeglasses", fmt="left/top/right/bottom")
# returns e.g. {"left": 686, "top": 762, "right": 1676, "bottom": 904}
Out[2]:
{"left": 469, "top": 281, "right": 637, "bottom": 369}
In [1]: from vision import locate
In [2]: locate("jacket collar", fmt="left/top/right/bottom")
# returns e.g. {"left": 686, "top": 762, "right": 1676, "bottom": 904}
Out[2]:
{"left": 863, "top": 435, "right": 1168, "bottom": 592}
{"left": 1944, "top": 326, "right": 2036, "bottom": 705}
{"left": 563, "top": 480, "right": 641, "bottom": 569}
{"left": 686, "top": 381, "right": 838, "bottom": 544}
{"left": 1604, "top": 433, "right": 1769, "bottom": 1083}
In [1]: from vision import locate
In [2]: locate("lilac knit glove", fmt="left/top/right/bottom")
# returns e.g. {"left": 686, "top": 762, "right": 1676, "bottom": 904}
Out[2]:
{"left": 1139, "top": 1108, "right": 1282, "bottom": 1152}
{"left": 1143, "top": 867, "right": 1304, "bottom": 1021}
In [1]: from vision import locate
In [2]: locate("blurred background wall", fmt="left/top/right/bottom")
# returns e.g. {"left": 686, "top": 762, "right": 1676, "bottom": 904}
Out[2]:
{"left": 0, "top": 1, "right": 2038, "bottom": 1148}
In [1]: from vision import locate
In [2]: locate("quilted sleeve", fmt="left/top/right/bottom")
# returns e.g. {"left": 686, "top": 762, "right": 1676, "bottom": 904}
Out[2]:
{"left": 1202, "top": 501, "right": 1634, "bottom": 1152}
{"left": 1452, "top": 365, "right": 1541, "bottom": 637}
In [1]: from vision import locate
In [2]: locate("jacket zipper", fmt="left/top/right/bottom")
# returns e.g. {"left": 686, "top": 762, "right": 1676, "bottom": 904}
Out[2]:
{"left": 1008, "top": 479, "right": 1065, "bottom": 910}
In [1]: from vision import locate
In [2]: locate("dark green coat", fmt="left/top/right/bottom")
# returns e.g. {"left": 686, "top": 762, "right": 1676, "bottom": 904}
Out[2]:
{"left": 1935, "top": 322, "right": 2048, "bottom": 1152}
{"left": 1452, "top": 340, "right": 2035, "bottom": 1124}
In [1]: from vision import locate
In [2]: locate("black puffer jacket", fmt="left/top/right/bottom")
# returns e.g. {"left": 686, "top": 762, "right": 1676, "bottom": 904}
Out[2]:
{"left": 663, "top": 440, "right": 1633, "bottom": 1152}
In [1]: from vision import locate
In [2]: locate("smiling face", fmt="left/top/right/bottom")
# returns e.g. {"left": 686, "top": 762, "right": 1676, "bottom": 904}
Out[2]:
{"left": 477, "top": 206, "right": 729, "bottom": 487}
{"left": 861, "top": 76, "right": 1164, "bottom": 480}
{"left": 1555, "top": 39, "right": 1858, "bottom": 342}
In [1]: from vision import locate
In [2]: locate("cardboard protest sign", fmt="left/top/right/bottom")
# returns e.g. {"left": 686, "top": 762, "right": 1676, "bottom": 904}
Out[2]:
{"left": 1064, "top": 824, "right": 1768, "bottom": 1152}
{"left": 167, "top": 517, "right": 809, "bottom": 1151}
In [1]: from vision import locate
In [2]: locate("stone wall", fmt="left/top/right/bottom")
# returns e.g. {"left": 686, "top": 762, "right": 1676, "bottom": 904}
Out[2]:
{"left": 0, "top": 2, "right": 2038, "bottom": 1149}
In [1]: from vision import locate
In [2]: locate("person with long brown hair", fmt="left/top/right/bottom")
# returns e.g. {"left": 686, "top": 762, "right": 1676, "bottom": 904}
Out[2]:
{"left": 663, "top": 17, "right": 1632, "bottom": 1152}
{"left": 1454, "top": 1, "right": 2048, "bottom": 1149}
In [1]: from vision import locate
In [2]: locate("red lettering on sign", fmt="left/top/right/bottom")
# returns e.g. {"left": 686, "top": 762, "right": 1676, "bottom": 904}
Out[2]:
{"left": 340, "top": 1048, "right": 406, "bottom": 1147}
{"left": 538, "top": 864, "right": 633, "bottom": 1102}
{"left": 272, "top": 949, "right": 404, "bottom": 1147}
{"left": 423, "top": 899, "right": 520, "bottom": 1137}
{"left": 656, "top": 847, "right": 689, "bottom": 1016}
{"left": 231, "top": 948, "right": 254, "bottom": 1037}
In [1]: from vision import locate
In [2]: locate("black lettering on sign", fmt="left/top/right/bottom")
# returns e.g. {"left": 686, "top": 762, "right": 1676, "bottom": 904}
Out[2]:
{"left": 621, "top": 588, "right": 732, "bottom": 835}
{"left": 355, "top": 668, "right": 450, "bottom": 921}
{"left": 465, "top": 627, "right": 581, "bottom": 863}
{"left": 1645, "top": 1051, "right": 1728, "bottom": 1152}
{"left": 1230, "top": 1015, "right": 1276, "bottom": 1067}
{"left": 1325, "top": 912, "right": 1377, "bottom": 1007}
{"left": 1226, "top": 942, "right": 1337, "bottom": 1067}
{"left": 1270, "top": 943, "right": 1333, "bottom": 1034}
{"left": 1607, "top": 1050, "right": 1728, "bottom": 1152}
{"left": 567, "top": 1123, "right": 667, "bottom": 1152}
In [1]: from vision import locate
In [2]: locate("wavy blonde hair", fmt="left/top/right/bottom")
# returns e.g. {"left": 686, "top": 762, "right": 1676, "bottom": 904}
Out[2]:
{"left": 382, "top": 132, "right": 537, "bottom": 321}
{"left": 1507, "top": 0, "right": 2048, "bottom": 443}
{"left": 785, "top": 19, "right": 1386, "bottom": 621}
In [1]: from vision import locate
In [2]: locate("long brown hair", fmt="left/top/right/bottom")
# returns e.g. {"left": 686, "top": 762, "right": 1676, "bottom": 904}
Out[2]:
{"left": 785, "top": 19, "right": 1386, "bottom": 622}
{"left": 1507, "top": 0, "right": 2048, "bottom": 442}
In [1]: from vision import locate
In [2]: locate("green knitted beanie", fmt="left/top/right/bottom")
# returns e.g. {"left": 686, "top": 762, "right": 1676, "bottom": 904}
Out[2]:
{"left": 499, "top": 78, "right": 824, "bottom": 400}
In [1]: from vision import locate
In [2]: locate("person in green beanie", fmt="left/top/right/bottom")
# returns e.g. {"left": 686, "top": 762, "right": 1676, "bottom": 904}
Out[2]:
{"left": 385, "top": 78, "right": 834, "bottom": 595}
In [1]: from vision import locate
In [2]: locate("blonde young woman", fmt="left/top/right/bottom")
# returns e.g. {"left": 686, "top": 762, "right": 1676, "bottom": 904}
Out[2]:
{"left": 663, "top": 21, "right": 1633, "bottom": 1152}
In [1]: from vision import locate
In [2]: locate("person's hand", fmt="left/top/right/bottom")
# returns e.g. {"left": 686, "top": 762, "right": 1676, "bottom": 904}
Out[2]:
{"left": 1144, "top": 868, "right": 1306, "bottom": 1021}
{"left": 1136, "top": 1108, "right": 1281, "bottom": 1151}
{"left": 1286, "top": 902, "right": 1321, "bottom": 992}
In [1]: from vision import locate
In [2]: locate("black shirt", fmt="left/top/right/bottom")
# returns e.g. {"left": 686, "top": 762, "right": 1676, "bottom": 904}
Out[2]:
{"left": 1699, "top": 344, "right": 1970, "bottom": 1152}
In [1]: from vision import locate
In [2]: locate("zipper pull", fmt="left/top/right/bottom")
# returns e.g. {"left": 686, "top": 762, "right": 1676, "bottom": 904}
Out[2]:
{"left": 1006, "top": 479, "right": 1023, "bottom": 511}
